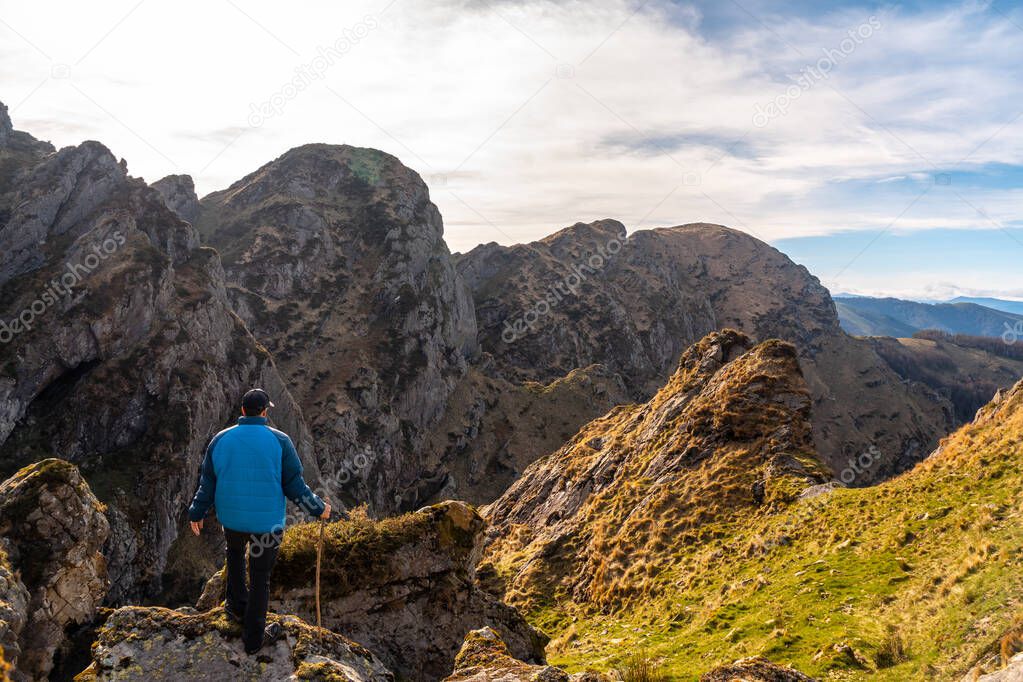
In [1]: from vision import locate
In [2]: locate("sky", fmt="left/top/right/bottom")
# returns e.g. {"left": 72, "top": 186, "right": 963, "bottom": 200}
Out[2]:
{"left": 1, "top": 0, "right": 1022, "bottom": 300}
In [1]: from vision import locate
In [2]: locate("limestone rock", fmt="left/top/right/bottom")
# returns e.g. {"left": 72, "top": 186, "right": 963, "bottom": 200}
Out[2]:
{"left": 75, "top": 606, "right": 393, "bottom": 681}
{"left": 0, "top": 459, "right": 109, "bottom": 680}
{"left": 0, "top": 100, "right": 52, "bottom": 159}
{"left": 152, "top": 174, "right": 201, "bottom": 224}
{"left": 700, "top": 656, "right": 818, "bottom": 681}
{"left": 197, "top": 500, "right": 546, "bottom": 681}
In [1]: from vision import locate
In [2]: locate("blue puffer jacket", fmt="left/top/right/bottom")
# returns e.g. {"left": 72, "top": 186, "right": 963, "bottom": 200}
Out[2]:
{"left": 187, "top": 416, "right": 325, "bottom": 534}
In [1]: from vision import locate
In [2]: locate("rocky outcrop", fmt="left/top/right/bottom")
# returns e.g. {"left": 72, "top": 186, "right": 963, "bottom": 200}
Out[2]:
{"left": 0, "top": 100, "right": 53, "bottom": 203}
{"left": 0, "top": 459, "right": 108, "bottom": 680}
{"left": 0, "top": 107, "right": 320, "bottom": 604}
{"left": 700, "top": 657, "right": 818, "bottom": 681}
{"left": 151, "top": 174, "right": 200, "bottom": 224}
{"left": 444, "top": 627, "right": 608, "bottom": 682}
{"left": 196, "top": 144, "right": 478, "bottom": 513}
{"left": 199, "top": 500, "right": 545, "bottom": 681}
{"left": 456, "top": 220, "right": 954, "bottom": 483}
{"left": 483, "top": 330, "right": 829, "bottom": 609}
{"left": 75, "top": 606, "right": 394, "bottom": 681}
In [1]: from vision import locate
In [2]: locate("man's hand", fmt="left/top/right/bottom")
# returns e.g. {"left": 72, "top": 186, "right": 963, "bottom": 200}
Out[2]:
{"left": 190, "top": 520, "right": 203, "bottom": 536}
{"left": 320, "top": 502, "right": 331, "bottom": 520}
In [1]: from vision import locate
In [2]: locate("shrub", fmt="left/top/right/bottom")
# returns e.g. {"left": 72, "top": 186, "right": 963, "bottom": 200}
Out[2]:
{"left": 875, "top": 626, "right": 910, "bottom": 669}
{"left": 617, "top": 651, "right": 669, "bottom": 682}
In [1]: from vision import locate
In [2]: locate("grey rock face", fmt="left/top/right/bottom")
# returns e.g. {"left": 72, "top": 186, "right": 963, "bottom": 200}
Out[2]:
{"left": 0, "top": 459, "right": 109, "bottom": 680}
{"left": 456, "top": 220, "right": 954, "bottom": 482}
{"left": 197, "top": 144, "right": 479, "bottom": 513}
{"left": 0, "top": 110, "right": 320, "bottom": 605}
{"left": 152, "top": 174, "right": 200, "bottom": 224}
{"left": 77, "top": 606, "right": 394, "bottom": 681}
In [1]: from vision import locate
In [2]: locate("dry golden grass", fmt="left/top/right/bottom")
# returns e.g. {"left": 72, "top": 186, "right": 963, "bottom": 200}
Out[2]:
{"left": 616, "top": 651, "right": 669, "bottom": 682}
{"left": 485, "top": 331, "right": 830, "bottom": 611}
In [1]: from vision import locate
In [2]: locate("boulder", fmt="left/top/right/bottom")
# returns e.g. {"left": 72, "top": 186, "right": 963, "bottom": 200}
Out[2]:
{"left": 968, "top": 652, "right": 1023, "bottom": 682}
{"left": 700, "top": 656, "right": 818, "bottom": 681}
{"left": 444, "top": 627, "right": 608, "bottom": 682}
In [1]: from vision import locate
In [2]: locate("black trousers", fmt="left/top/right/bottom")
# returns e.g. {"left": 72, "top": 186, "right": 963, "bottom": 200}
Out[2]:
{"left": 223, "top": 527, "right": 282, "bottom": 651}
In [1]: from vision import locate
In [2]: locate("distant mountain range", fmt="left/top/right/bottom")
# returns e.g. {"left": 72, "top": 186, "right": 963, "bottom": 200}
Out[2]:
{"left": 947, "top": 296, "right": 1023, "bottom": 315}
{"left": 834, "top": 295, "right": 1023, "bottom": 338}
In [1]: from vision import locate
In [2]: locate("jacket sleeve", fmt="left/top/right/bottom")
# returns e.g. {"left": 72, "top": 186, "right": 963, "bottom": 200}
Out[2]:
{"left": 280, "top": 434, "right": 326, "bottom": 518}
{"left": 188, "top": 437, "right": 218, "bottom": 522}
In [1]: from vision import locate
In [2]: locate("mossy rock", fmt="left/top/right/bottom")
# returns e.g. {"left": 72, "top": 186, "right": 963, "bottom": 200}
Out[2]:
{"left": 274, "top": 501, "right": 483, "bottom": 597}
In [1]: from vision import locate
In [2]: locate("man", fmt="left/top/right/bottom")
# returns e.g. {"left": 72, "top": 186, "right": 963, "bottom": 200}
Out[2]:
{"left": 188, "top": 388, "right": 330, "bottom": 654}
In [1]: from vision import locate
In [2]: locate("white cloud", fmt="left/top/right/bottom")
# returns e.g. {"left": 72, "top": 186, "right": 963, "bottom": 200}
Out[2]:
{"left": 1, "top": 0, "right": 1022, "bottom": 257}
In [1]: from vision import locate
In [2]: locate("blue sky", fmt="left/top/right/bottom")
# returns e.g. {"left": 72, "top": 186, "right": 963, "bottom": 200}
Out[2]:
{"left": 1, "top": 0, "right": 1022, "bottom": 298}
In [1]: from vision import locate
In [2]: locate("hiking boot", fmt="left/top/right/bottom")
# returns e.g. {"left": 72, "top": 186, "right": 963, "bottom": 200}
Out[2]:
{"left": 244, "top": 622, "right": 282, "bottom": 655}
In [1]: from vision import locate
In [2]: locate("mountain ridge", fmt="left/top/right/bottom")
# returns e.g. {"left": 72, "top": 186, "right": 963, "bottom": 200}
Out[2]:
{"left": 835, "top": 295, "right": 1023, "bottom": 338}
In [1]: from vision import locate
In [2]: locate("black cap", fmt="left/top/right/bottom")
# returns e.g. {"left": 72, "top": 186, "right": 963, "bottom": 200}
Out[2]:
{"left": 242, "top": 388, "right": 275, "bottom": 414}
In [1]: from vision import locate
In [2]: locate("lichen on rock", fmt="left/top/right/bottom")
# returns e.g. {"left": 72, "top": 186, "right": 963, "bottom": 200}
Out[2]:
{"left": 74, "top": 605, "right": 393, "bottom": 681}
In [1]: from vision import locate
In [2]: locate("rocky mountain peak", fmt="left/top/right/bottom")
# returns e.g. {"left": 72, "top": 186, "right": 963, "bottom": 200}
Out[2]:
{"left": 538, "top": 218, "right": 627, "bottom": 252}
{"left": 0, "top": 127, "right": 320, "bottom": 606}
{"left": 196, "top": 143, "right": 478, "bottom": 513}
{"left": 482, "top": 329, "right": 828, "bottom": 609}
{"left": 152, "top": 173, "right": 200, "bottom": 224}
{"left": 201, "top": 144, "right": 436, "bottom": 235}
{"left": 457, "top": 218, "right": 953, "bottom": 483}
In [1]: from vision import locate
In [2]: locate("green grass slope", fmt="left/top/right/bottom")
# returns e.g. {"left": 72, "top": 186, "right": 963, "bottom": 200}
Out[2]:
{"left": 518, "top": 381, "right": 1023, "bottom": 680}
